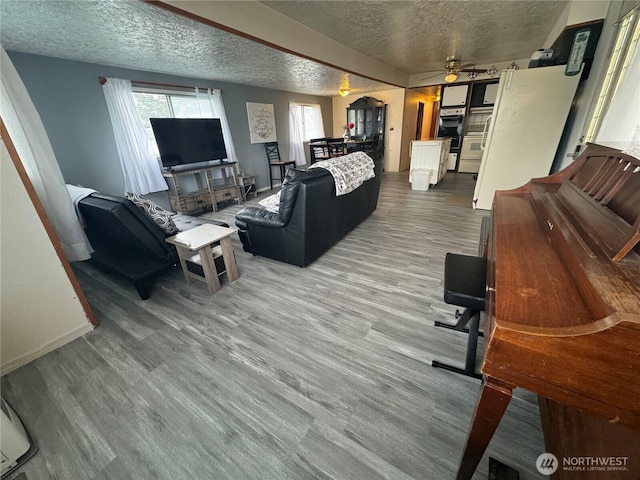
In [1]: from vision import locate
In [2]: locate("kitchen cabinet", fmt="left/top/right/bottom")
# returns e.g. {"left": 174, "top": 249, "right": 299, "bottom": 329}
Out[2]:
{"left": 447, "top": 153, "right": 458, "bottom": 170}
{"left": 441, "top": 85, "right": 469, "bottom": 107}
{"left": 484, "top": 83, "right": 499, "bottom": 105}
{"left": 347, "top": 96, "right": 386, "bottom": 144}
{"left": 409, "top": 138, "right": 452, "bottom": 185}
{"left": 469, "top": 80, "right": 500, "bottom": 107}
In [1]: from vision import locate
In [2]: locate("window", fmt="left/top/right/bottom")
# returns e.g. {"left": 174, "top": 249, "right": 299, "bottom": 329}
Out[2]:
{"left": 133, "top": 89, "right": 215, "bottom": 154}
{"left": 132, "top": 86, "right": 238, "bottom": 166}
{"left": 289, "top": 103, "right": 325, "bottom": 165}
{"left": 584, "top": 7, "right": 640, "bottom": 143}
{"left": 299, "top": 104, "right": 324, "bottom": 141}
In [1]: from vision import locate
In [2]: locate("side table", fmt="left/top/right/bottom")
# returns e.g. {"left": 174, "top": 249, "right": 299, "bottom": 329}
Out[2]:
{"left": 166, "top": 224, "right": 239, "bottom": 294}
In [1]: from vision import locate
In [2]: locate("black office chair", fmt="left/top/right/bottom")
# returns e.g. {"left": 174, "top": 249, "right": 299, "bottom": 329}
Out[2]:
{"left": 264, "top": 142, "right": 296, "bottom": 190}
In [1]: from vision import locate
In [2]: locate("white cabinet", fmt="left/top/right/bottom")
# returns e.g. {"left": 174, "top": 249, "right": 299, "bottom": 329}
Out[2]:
{"left": 409, "top": 138, "right": 452, "bottom": 185}
{"left": 447, "top": 153, "right": 458, "bottom": 170}
{"left": 441, "top": 85, "right": 469, "bottom": 107}
{"left": 483, "top": 83, "right": 499, "bottom": 105}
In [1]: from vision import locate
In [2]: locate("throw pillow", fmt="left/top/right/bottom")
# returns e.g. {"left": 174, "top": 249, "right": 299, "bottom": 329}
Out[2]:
{"left": 126, "top": 193, "right": 179, "bottom": 235}
{"left": 258, "top": 190, "right": 281, "bottom": 213}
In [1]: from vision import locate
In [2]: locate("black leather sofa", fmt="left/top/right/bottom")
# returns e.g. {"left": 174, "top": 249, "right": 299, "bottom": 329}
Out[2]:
{"left": 78, "top": 193, "right": 227, "bottom": 300}
{"left": 235, "top": 151, "right": 383, "bottom": 267}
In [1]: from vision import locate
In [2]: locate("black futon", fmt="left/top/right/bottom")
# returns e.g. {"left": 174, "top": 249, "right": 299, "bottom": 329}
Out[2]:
{"left": 78, "top": 193, "right": 227, "bottom": 300}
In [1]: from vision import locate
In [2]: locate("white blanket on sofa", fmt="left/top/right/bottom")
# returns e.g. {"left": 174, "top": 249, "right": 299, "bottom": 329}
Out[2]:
{"left": 66, "top": 184, "right": 97, "bottom": 227}
{"left": 308, "top": 151, "right": 375, "bottom": 196}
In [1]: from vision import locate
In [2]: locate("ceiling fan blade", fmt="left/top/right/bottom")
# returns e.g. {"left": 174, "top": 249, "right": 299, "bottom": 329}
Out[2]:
{"left": 460, "top": 68, "right": 488, "bottom": 73}
{"left": 460, "top": 63, "right": 475, "bottom": 69}
{"left": 420, "top": 71, "right": 445, "bottom": 81}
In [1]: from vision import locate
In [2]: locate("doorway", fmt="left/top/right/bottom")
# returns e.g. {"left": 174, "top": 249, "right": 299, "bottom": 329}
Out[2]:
{"left": 415, "top": 102, "right": 425, "bottom": 140}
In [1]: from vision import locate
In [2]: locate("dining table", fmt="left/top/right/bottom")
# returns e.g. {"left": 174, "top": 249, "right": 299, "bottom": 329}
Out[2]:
{"left": 308, "top": 138, "right": 376, "bottom": 164}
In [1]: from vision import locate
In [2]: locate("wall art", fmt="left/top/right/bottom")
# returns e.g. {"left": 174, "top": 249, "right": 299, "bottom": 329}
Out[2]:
{"left": 246, "top": 102, "right": 277, "bottom": 143}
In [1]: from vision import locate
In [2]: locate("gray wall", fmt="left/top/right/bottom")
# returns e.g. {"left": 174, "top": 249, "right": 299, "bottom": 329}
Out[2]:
{"left": 8, "top": 51, "right": 333, "bottom": 200}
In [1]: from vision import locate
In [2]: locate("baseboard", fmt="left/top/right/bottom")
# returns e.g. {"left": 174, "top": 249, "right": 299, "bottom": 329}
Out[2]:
{"left": 0, "top": 322, "right": 94, "bottom": 375}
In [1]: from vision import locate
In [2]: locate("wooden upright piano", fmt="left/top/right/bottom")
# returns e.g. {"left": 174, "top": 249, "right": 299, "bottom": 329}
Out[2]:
{"left": 458, "top": 144, "right": 640, "bottom": 479}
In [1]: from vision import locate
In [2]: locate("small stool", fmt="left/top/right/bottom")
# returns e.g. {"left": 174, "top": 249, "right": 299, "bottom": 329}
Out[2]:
{"left": 432, "top": 253, "right": 487, "bottom": 379}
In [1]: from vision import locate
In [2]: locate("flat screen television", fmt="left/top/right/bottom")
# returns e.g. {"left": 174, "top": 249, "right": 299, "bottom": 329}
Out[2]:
{"left": 150, "top": 118, "right": 229, "bottom": 170}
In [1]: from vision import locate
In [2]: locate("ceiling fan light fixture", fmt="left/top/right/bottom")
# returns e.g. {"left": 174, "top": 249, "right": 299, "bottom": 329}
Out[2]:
{"left": 444, "top": 72, "right": 458, "bottom": 83}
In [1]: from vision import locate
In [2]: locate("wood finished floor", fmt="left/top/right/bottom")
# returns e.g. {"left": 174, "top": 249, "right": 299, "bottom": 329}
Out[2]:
{"left": 2, "top": 172, "right": 546, "bottom": 480}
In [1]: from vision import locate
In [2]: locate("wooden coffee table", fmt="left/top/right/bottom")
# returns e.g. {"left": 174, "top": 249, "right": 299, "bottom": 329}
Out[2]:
{"left": 166, "top": 224, "right": 239, "bottom": 294}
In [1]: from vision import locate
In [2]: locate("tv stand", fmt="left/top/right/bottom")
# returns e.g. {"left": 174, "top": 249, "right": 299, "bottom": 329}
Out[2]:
{"left": 162, "top": 163, "right": 242, "bottom": 214}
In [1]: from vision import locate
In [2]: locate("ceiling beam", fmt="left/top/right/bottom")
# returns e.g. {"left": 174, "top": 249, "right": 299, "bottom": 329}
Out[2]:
{"left": 152, "top": 0, "right": 409, "bottom": 89}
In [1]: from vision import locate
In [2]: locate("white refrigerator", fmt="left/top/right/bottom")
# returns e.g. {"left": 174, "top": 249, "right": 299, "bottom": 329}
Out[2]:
{"left": 473, "top": 65, "right": 581, "bottom": 210}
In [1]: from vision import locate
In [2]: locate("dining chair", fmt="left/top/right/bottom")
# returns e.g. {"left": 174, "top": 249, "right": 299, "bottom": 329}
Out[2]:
{"left": 372, "top": 133, "right": 383, "bottom": 150}
{"left": 264, "top": 142, "right": 296, "bottom": 190}
{"left": 327, "top": 138, "right": 347, "bottom": 158}
{"left": 309, "top": 138, "right": 330, "bottom": 164}
{"left": 347, "top": 134, "right": 367, "bottom": 152}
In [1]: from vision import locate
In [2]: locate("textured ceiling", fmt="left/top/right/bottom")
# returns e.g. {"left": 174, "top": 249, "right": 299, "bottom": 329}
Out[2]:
{"left": 262, "top": 0, "right": 568, "bottom": 74}
{"left": 0, "top": 0, "right": 568, "bottom": 96}
{"left": 0, "top": 0, "right": 392, "bottom": 96}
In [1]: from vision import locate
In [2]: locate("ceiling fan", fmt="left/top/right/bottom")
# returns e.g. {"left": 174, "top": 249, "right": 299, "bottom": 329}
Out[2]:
{"left": 422, "top": 59, "right": 488, "bottom": 83}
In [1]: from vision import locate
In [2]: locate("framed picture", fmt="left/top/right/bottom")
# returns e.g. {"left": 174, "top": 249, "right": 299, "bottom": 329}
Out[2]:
{"left": 246, "top": 102, "right": 277, "bottom": 143}
{"left": 566, "top": 29, "right": 590, "bottom": 76}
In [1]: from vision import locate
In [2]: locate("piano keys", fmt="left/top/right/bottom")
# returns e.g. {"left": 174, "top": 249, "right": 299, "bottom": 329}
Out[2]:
{"left": 457, "top": 144, "right": 640, "bottom": 479}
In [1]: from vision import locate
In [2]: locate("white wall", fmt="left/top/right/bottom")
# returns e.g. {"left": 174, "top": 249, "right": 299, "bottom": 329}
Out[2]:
{"left": 542, "top": 1, "right": 610, "bottom": 49}
{"left": 1, "top": 140, "right": 93, "bottom": 375}
{"left": 332, "top": 88, "right": 406, "bottom": 171}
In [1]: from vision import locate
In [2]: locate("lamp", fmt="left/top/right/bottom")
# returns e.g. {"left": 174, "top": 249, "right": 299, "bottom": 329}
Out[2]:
{"left": 338, "top": 73, "right": 350, "bottom": 97}
{"left": 444, "top": 72, "right": 458, "bottom": 83}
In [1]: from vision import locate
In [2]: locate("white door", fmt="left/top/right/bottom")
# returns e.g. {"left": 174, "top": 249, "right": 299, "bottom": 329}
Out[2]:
{"left": 473, "top": 65, "right": 581, "bottom": 210}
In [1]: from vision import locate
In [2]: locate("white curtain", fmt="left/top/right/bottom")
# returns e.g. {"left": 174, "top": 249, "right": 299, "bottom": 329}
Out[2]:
{"left": 307, "top": 104, "right": 325, "bottom": 140}
{"left": 596, "top": 36, "right": 640, "bottom": 158}
{"left": 196, "top": 88, "right": 239, "bottom": 164}
{"left": 305, "top": 104, "right": 326, "bottom": 168}
{"left": 1, "top": 46, "right": 92, "bottom": 262}
{"left": 102, "top": 77, "right": 168, "bottom": 194}
{"left": 289, "top": 103, "right": 325, "bottom": 166}
{"left": 289, "top": 104, "right": 306, "bottom": 165}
